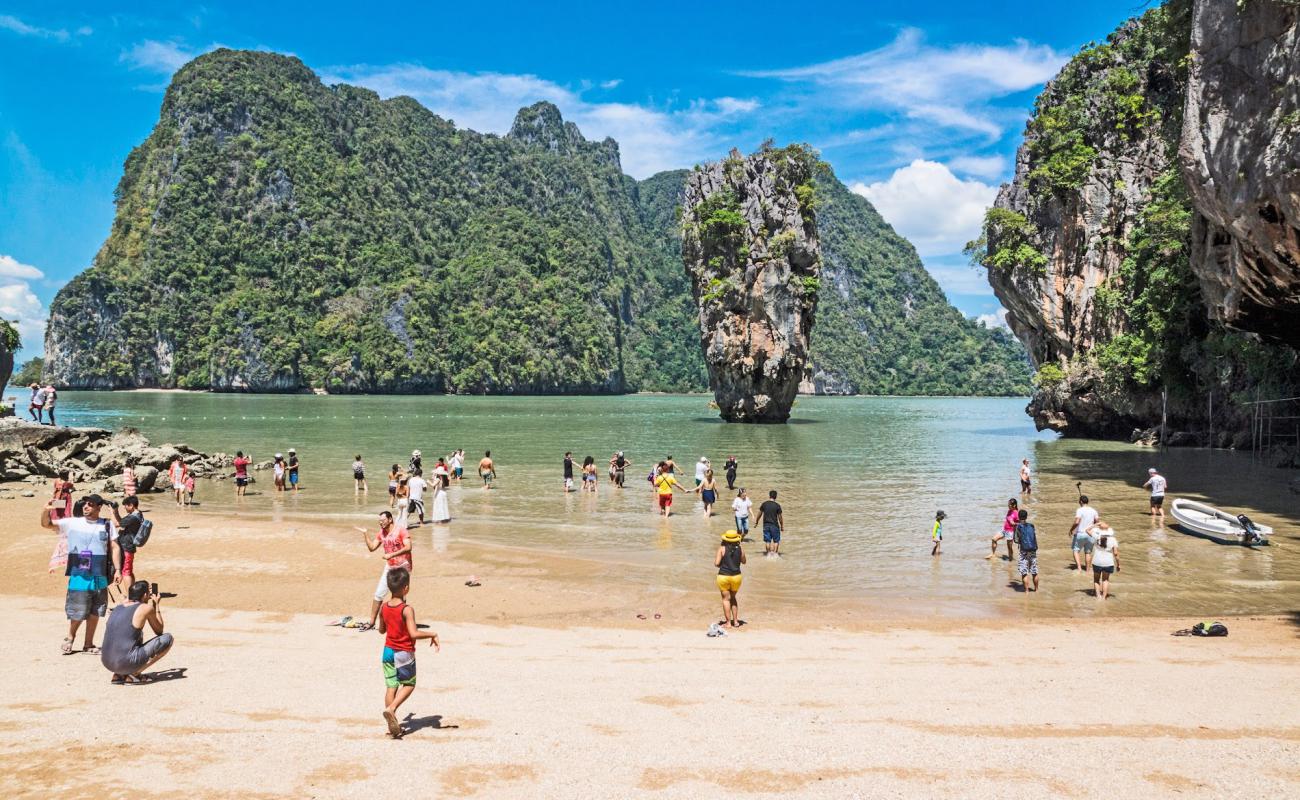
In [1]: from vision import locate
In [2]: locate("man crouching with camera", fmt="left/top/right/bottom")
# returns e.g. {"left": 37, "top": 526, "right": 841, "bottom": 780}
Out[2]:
{"left": 101, "top": 580, "right": 174, "bottom": 684}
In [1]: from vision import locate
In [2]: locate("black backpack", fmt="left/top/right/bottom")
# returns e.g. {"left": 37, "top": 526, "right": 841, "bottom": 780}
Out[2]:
{"left": 1192, "top": 621, "right": 1228, "bottom": 637}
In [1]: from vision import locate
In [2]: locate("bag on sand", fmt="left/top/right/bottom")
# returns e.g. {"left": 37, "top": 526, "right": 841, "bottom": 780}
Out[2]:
{"left": 1192, "top": 621, "right": 1228, "bottom": 637}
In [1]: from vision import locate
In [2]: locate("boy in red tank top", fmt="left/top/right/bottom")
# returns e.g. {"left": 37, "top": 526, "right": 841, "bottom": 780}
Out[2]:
{"left": 377, "top": 567, "right": 439, "bottom": 738}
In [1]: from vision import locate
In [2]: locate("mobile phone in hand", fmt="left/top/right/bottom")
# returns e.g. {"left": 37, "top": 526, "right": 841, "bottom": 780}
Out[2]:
{"left": 150, "top": 582, "right": 159, "bottom": 596}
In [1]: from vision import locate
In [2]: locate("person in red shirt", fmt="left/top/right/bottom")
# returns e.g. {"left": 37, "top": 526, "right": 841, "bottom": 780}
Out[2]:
{"left": 232, "top": 451, "right": 251, "bottom": 497}
{"left": 359, "top": 511, "right": 411, "bottom": 630}
{"left": 377, "top": 568, "right": 439, "bottom": 738}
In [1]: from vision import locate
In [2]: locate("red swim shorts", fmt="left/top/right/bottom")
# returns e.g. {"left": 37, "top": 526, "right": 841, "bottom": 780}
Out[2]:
{"left": 658, "top": 494, "right": 672, "bottom": 509}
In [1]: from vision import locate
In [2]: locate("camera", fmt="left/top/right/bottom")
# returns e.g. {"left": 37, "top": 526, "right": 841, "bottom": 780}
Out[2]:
{"left": 108, "top": 500, "right": 119, "bottom": 510}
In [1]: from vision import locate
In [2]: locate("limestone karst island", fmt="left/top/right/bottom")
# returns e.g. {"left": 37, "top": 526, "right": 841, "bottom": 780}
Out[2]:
{"left": 1, "top": 1, "right": 1297, "bottom": 797}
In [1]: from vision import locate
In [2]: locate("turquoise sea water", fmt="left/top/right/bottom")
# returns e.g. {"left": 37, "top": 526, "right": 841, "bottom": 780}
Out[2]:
{"left": 11, "top": 389, "right": 1299, "bottom": 617}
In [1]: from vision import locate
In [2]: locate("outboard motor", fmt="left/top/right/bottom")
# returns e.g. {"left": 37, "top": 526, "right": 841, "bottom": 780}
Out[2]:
{"left": 1237, "top": 514, "right": 1260, "bottom": 544}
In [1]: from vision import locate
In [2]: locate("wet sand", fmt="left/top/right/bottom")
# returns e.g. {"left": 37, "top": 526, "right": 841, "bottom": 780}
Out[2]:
{"left": 4, "top": 492, "right": 1300, "bottom": 797}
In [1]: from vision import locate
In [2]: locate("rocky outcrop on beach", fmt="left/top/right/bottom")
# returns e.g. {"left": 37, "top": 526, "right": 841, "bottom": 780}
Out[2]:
{"left": 1180, "top": 0, "right": 1300, "bottom": 348}
{"left": 978, "top": 0, "right": 1300, "bottom": 442}
{"left": 0, "top": 418, "right": 227, "bottom": 487}
{"left": 681, "top": 145, "right": 821, "bottom": 422}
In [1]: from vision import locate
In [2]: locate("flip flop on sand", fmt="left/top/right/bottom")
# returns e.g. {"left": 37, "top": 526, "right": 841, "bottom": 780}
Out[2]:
{"left": 82, "top": 645, "right": 101, "bottom": 655}
{"left": 464, "top": 578, "right": 481, "bottom": 587}
{"left": 61, "top": 637, "right": 74, "bottom": 655}
{"left": 111, "top": 674, "right": 125, "bottom": 685}
{"left": 328, "top": 616, "right": 354, "bottom": 627}
{"left": 123, "top": 674, "right": 154, "bottom": 685}
{"left": 383, "top": 709, "right": 402, "bottom": 738}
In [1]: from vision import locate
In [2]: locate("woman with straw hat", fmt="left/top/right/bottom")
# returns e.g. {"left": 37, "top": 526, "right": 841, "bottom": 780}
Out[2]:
{"left": 714, "top": 530, "right": 747, "bottom": 628}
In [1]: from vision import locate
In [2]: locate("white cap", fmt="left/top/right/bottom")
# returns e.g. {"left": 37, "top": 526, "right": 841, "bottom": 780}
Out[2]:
{"left": 289, "top": 448, "right": 296, "bottom": 453}
{"left": 275, "top": 452, "right": 283, "bottom": 458}
{"left": 413, "top": 449, "right": 421, "bottom": 456}
{"left": 1148, "top": 467, "right": 1157, "bottom": 474}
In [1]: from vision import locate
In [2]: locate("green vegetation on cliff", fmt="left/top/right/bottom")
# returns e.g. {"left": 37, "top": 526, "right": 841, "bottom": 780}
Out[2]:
{"left": 48, "top": 49, "right": 1029, "bottom": 396}
{"left": 12, "top": 357, "right": 43, "bottom": 386}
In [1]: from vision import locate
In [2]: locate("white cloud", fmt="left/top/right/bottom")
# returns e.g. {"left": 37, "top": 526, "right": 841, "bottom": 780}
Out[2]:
{"left": 948, "top": 154, "right": 1008, "bottom": 180}
{"left": 977, "top": 308, "right": 1011, "bottom": 329}
{"left": 322, "top": 64, "right": 753, "bottom": 178}
{"left": 599, "top": 79, "right": 622, "bottom": 90}
{"left": 121, "top": 39, "right": 221, "bottom": 74}
{"left": 741, "top": 28, "right": 1065, "bottom": 141}
{"left": 0, "top": 255, "right": 44, "bottom": 281}
{"left": 0, "top": 14, "right": 90, "bottom": 42}
{"left": 852, "top": 160, "right": 997, "bottom": 257}
{"left": 0, "top": 255, "right": 48, "bottom": 354}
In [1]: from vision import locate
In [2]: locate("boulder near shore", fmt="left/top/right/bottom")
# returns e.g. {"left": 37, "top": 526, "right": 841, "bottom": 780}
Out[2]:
{"left": 0, "top": 417, "right": 227, "bottom": 490}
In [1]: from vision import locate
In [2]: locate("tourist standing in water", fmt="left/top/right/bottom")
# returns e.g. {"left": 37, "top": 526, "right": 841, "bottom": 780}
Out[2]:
{"left": 714, "top": 530, "right": 746, "bottom": 628}
{"left": 1019, "top": 459, "right": 1032, "bottom": 494}
{"left": 1088, "top": 521, "right": 1120, "bottom": 599}
{"left": 430, "top": 460, "right": 451, "bottom": 523}
{"left": 732, "top": 488, "right": 753, "bottom": 541}
{"left": 450, "top": 449, "right": 464, "bottom": 483}
{"left": 479, "top": 452, "right": 496, "bottom": 489}
{"left": 232, "top": 451, "right": 250, "bottom": 497}
{"left": 611, "top": 451, "right": 629, "bottom": 488}
{"left": 653, "top": 461, "right": 685, "bottom": 517}
{"left": 1143, "top": 468, "right": 1167, "bottom": 519}
{"left": 563, "top": 452, "right": 575, "bottom": 493}
{"left": 388, "top": 464, "right": 401, "bottom": 507}
{"left": 1068, "top": 495, "right": 1098, "bottom": 573}
{"left": 758, "top": 491, "right": 784, "bottom": 557}
{"left": 987, "top": 498, "right": 1018, "bottom": 560}
{"left": 664, "top": 455, "right": 678, "bottom": 476}
{"left": 931, "top": 510, "right": 945, "bottom": 556}
{"left": 407, "top": 469, "right": 428, "bottom": 526}
{"left": 724, "top": 456, "right": 738, "bottom": 490}
{"left": 694, "top": 457, "right": 709, "bottom": 488}
{"left": 272, "top": 454, "right": 286, "bottom": 493}
{"left": 287, "top": 448, "right": 301, "bottom": 492}
{"left": 1014, "top": 509, "right": 1039, "bottom": 592}
{"left": 697, "top": 469, "right": 718, "bottom": 516}
{"left": 393, "top": 478, "right": 410, "bottom": 527}
{"left": 409, "top": 450, "right": 422, "bottom": 474}
{"left": 582, "top": 456, "right": 598, "bottom": 492}
{"left": 353, "top": 455, "right": 368, "bottom": 493}
{"left": 169, "top": 457, "right": 186, "bottom": 505}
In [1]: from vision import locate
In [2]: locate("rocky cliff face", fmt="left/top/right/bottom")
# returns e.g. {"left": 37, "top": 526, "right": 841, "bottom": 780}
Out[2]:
{"left": 1181, "top": 0, "right": 1300, "bottom": 347}
{"left": 0, "top": 321, "right": 15, "bottom": 398}
{"left": 681, "top": 145, "right": 820, "bottom": 423}
{"left": 0, "top": 417, "right": 225, "bottom": 486}
{"left": 980, "top": 0, "right": 1299, "bottom": 441}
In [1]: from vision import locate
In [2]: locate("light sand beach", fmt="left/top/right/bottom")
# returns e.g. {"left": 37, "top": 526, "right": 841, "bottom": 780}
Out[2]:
{"left": 3, "top": 493, "right": 1299, "bottom": 798}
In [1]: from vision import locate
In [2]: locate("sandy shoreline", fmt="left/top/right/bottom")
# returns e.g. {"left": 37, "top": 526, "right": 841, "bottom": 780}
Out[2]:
{"left": 4, "top": 492, "right": 1300, "bottom": 797}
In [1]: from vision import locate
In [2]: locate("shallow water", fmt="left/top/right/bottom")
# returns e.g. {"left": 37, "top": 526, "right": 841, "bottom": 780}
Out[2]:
{"left": 24, "top": 390, "right": 1300, "bottom": 618}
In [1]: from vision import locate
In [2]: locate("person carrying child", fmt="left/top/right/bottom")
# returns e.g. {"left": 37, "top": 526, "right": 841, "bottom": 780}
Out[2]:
{"left": 377, "top": 567, "right": 439, "bottom": 738}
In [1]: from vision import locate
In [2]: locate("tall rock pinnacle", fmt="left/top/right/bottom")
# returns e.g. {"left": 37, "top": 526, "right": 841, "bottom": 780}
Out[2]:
{"left": 681, "top": 144, "right": 821, "bottom": 423}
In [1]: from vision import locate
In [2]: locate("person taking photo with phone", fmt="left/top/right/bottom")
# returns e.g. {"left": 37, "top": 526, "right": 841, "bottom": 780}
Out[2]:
{"left": 101, "top": 580, "right": 174, "bottom": 684}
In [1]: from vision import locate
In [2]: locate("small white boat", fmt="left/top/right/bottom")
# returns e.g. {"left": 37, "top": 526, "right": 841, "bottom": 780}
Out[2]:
{"left": 1170, "top": 498, "right": 1272, "bottom": 546}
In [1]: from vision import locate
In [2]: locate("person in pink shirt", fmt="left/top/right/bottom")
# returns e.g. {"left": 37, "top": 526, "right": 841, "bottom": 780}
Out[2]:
{"left": 359, "top": 511, "right": 412, "bottom": 630}
{"left": 986, "top": 498, "right": 1018, "bottom": 561}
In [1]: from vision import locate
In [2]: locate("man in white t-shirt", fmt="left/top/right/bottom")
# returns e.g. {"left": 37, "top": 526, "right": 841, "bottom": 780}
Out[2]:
{"left": 1068, "top": 495, "right": 1099, "bottom": 573}
{"left": 1143, "top": 468, "right": 1168, "bottom": 519}
{"left": 42, "top": 493, "right": 120, "bottom": 654}
{"left": 731, "top": 488, "right": 753, "bottom": 541}
{"left": 406, "top": 469, "right": 428, "bottom": 526}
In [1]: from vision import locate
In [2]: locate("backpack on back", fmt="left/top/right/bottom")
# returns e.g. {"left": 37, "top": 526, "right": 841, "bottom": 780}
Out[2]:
{"left": 1016, "top": 522, "right": 1038, "bottom": 551}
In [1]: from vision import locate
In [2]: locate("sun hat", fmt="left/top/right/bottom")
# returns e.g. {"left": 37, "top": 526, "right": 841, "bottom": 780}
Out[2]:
{"left": 288, "top": 448, "right": 296, "bottom": 453}
{"left": 721, "top": 530, "right": 742, "bottom": 543}
{"left": 1148, "top": 467, "right": 1158, "bottom": 473}
{"left": 936, "top": 510, "right": 947, "bottom": 520}
{"left": 275, "top": 452, "right": 283, "bottom": 458}
{"left": 413, "top": 449, "right": 421, "bottom": 456}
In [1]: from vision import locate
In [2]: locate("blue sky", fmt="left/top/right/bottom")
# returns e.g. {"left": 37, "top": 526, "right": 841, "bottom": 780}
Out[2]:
{"left": 1, "top": 1, "right": 1149, "bottom": 358}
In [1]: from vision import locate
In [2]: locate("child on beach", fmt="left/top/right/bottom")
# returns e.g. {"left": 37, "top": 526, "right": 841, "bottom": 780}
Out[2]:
{"left": 987, "top": 498, "right": 1018, "bottom": 560}
{"left": 1013, "top": 509, "right": 1039, "bottom": 592}
{"left": 183, "top": 471, "right": 196, "bottom": 506}
{"left": 377, "top": 567, "right": 439, "bottom": 738}
{"left": 931, "top": 510, "right": 945, "bottom": 556}
{"left": 353, "top": 455, "right": 367, "bottom": 493}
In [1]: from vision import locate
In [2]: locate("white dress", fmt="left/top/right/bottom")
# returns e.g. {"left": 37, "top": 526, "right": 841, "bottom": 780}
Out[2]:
{"left": 431, "top": 467, "right": 451, "bottom": 522}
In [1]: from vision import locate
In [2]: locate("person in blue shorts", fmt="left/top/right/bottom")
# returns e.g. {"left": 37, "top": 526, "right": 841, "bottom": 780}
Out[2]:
{"left": 731, "top": 488, "right": 753, "bottom": 541}
{"left": 757, "top": 490, "right": 783, "bottom": 558}
{"left": 287, "top": 448, "right": 301, "bottom": 491}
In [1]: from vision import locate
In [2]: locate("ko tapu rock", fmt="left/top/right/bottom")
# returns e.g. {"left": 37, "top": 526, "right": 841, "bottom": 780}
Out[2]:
{"left": 681, "top": 144, "right": 821, "bottom": 423}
